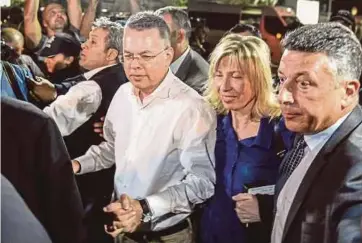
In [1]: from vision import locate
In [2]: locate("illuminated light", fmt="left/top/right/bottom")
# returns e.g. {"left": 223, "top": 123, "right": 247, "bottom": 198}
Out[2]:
{"left": 351, "top": 7, "right": 358, "bottom": 16}
{"left": 40, "top": 7, "right": 45, "bottom": 11}
{"left": 297, "top": 0, "right": 319, "bottom": 25}
{"left": 276, "top": 33, "right": 282, "bottom": 39}
{"left": 101, "top": 9, "right": 108, "bottom": 13}
{"left": 287, "top": 8, "right": 292, "bottom": 12}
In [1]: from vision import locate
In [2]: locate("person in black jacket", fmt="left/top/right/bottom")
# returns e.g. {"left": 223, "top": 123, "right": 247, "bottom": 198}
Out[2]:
{"left": 1, "top": 96, "right": 85, "bottom": 243}
{"left": 1, "top": 174, "right": 52, "bottom": 243}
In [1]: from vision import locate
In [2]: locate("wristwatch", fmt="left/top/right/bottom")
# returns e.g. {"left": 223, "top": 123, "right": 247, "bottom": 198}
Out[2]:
{"left": 139, "top": 199, "right": 152, "bottom": 223}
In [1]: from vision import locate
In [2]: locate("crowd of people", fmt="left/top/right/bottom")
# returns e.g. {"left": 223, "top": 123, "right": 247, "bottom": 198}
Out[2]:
{"left": 1, "top": 2, "right": 362, "bottom": 243}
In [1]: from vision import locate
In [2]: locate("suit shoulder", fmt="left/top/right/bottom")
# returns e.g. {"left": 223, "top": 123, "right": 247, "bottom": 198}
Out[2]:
{"left": 1, "top": 97, "right": 56, "bottom": 136}
{"left": 189, "top": 49, "right": 209, "bottom": 74}
{"left": 1, "top": 97, "right": 49, "bottom": 121}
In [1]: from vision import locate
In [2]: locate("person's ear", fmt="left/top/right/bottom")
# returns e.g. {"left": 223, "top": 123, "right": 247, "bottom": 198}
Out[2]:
{"left": 64, "top": 56, "right": 74, "bottom": 65}
{"left": 165, "top": 46, "right": 174, "bottom": 66}
{"left": 106, "top": 48, "right": 119, "bottom": 62}
{"left": 177, "top": 29, "right": 186, "bottom": 44}
{"left": 341, "top": 79, "right": 360, "bottom": 108}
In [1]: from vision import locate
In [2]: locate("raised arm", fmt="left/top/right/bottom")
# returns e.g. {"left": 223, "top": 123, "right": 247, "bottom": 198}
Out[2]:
{"left": 67, "top": 0, "right": 82, "bottom": 30}
{"left": 24, "top": 0, "right": 43, "bottom": 50}
{"left": 79, "top": 0, "right": 99, "bottom": 38}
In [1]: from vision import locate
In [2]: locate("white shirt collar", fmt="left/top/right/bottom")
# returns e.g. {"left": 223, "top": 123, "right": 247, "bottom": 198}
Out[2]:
{"left": 83, "top": 64, "right": 117, "bottom": 80}
{"left": 170, "top": 46, "right": 190, "bottom": 74}
{"left": 304, "top": 112, "right": 351, "bottom": 151}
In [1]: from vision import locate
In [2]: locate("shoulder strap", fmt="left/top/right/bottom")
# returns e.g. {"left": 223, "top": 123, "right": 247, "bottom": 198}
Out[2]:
{"left": 2, "top": 62, "right": 27, "bottom": 101}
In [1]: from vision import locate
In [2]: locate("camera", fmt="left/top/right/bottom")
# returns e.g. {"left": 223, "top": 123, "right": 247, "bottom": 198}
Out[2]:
{"left": 1, "top": 39, "right": 20, "bottom": 63}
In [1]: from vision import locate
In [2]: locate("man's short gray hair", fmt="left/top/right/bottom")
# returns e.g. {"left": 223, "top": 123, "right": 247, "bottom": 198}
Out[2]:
{"left": 155, "top": 6, "right": 192, "bottom": 39}
{"left": 281, "top": 22, "right": 362, "bottom": 81}
{"left": 125, "top": 11, "right": 171, "bottom": 46}
{"left": 93, "top": 17, "right": 123, "bottom": 53}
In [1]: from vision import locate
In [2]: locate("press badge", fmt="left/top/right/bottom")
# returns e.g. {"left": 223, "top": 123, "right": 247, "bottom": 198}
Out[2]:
{"left": 247, "top": 185, "right": 275, "bottom": 195}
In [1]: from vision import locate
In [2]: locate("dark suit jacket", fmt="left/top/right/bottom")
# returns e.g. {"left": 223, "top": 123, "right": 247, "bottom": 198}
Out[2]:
{"left": 1, "top": 175, "right": 52, "bottom": 243}
{"left": 175, "top": 48, "right": 209, "bottom": 94}
{"left": 1, "top": 97, "right": 85, "bottom": 243}
{"left": 275, "top": 105, "right": 362, "bottom": 243}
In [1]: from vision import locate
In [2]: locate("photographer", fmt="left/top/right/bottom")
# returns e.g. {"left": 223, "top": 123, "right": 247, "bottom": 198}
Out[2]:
{"left": 2, "top": 28, "right": 44, "bottom": 77}
{"left": 1, "top": 41, "right": 34, "bottom": 102}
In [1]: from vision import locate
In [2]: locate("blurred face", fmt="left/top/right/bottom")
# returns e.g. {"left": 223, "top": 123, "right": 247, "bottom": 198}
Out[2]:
{"left": 123, "top": 27, "right": 174, "bottom": 95}
{"left": 44, "top": 53, "right": 71, "bottom": 73}
{"left": 278, "top": 50, "right": 352, "bottom": 134}
{"left": 80, "top": 28, "right": 110, "bottom": 70}
{"left": 213, "top": 55, "right": 255, "bottom": 112}
{"left": 43, "top": 4, "right": 68, "bottom": 32}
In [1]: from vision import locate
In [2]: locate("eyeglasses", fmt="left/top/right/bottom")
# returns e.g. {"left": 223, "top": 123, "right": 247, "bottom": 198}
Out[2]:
{"left": 122, "top": 47, "right": 169, "bottom": 64}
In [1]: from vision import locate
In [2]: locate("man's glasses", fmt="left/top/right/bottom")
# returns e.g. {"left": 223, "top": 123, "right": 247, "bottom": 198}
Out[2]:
{"left": 122, "top": 47, "right": 169, "bottom": 64}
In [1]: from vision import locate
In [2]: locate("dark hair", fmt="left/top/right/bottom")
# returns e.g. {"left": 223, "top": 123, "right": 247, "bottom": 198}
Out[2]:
{"left": 282, "top": 22, "right": 362, "bottom": 81}
{"left": 155, "top": 6, "right": 192, "bottom": 39}
{"left": 125, "top": 11, "right": 171, "bottom": 46}
{"left": 330, "top": 10, "right": 356, "bottom": 32}
{"left": 228, "top": 24, "right": 261, "bottom": 38}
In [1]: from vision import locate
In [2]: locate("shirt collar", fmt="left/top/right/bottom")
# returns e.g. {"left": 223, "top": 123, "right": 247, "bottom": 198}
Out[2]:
{"left": 223, "top": 114, "right": 273, "bottom": 149}
{"left": 132, "top": 69, "right": 178, "bottom": 107}
{"left": 170, "top": 46, "right": 190, "bottom": 74}
{"left": 83, "top": 64, "right": 117, "bottom": 80}
{"left": 304, "top": 112, "right": 351, "bottom": 151}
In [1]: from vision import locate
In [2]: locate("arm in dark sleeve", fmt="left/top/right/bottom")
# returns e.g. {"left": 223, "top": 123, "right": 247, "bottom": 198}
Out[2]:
{"left": 332, "top": 162, "right": 362, "bottom": 243}
{"left": 249, "top": 194, "right": 275, "bottom": 243}
{"left": 54, "top": 80, "right": 78, "bottom": 96}
{"left": 36, "top": 116, "right": 85, "bottom": 243}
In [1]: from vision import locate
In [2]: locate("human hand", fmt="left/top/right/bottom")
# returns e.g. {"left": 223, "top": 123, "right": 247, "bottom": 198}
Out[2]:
{"left": 104, "top": 194, "right": 143, "bottom": 237}
{"left": 93, "top": 116, "right": 104, "bottom": 138}
{"left": 27, "top": 76, "right": 57, "bottom": 102}
{"left": 71, "top": 160, "right": 81, "bottom": 173}
{"left": 232, "top": 193, "right": 261, "bottom": 224}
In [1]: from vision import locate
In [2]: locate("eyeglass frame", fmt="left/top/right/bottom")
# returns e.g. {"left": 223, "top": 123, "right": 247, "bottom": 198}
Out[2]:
{"left": 122, "top": 47, "right": 170, "bottom": 64}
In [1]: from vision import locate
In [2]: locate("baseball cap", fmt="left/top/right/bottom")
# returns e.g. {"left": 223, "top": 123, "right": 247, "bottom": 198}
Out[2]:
{"left": 40, "top": 32, "right": 81, "bottom": 58}
{"left": 330, "top": 10, "right": 356, "bottom": 31}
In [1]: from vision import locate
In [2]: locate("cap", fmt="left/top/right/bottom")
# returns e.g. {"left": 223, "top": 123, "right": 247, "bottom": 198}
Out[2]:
{"left": 330, "top": 10, "right": 356, "bottom": 31}
{"left": 40, "top": 33, "right": 81, "bottom": 58}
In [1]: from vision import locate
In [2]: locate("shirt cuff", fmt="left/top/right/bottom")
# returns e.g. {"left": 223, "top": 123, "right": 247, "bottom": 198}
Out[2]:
{"left": 146, "top": 190, "right": 172, "bottom": 219}
{"left": 75, "top": 153, "right": 96, "bottom": 175}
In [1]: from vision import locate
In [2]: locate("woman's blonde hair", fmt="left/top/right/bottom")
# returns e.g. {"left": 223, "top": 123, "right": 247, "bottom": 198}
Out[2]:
{"left": 204, "top": 34, "right": 280, "bottom": 120}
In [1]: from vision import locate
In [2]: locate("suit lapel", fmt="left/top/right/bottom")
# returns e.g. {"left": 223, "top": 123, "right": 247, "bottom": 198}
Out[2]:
{"left": 175, "top": 50, "right": 192, "bottom": 81}
{"left": 282, "top": 106, "right": 362, "bottom": 241}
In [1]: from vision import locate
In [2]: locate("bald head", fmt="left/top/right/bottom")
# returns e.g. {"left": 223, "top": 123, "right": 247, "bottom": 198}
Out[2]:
{"left": 1, "top": 28, "right": 24, "bottom": 55}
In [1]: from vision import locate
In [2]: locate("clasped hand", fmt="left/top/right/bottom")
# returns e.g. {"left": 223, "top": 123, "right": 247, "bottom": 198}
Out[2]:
{"left": 103, "top": 194, "right": 144, "bottom": 237}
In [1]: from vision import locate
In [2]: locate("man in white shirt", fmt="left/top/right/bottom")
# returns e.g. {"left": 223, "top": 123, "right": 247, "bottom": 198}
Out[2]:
{"left": 38, "top": 17, "right": 127, "bottom": 243}
{"left": 72, "top": 12, "right": 216, "bottom": 243}
{"left": 155, "top": 6, "right": 209, "bottom": 94}
{"left": 272, "top": 22, "right": 362, "bottom": 243}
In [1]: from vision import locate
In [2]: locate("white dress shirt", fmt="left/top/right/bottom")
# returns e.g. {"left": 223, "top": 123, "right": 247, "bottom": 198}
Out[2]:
{"left": 43, "top": 64, "right": 115, "bottom": 136}
{"left": 76, "top": 70, "right": 217, "bottom": 230}
{"left": 271, "top": 112, "right": 350, "bottom": 243}
{"left": 170, "top": 47, "right": 190, "bottom": 74}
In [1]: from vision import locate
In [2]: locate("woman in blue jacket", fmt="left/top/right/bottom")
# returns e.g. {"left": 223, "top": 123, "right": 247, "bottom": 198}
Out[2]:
{"left": 200, "top": 34, "right": 293, "bottom": 243}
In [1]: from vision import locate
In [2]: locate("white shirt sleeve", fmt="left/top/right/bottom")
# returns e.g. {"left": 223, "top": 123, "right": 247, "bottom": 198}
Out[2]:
{"left": 146, "top": 103, "right": 217, "bottom": 218}
{"left": 74, "top": 94, "right": 117, "bottom": 174}
{"left": 43, "top": 80, "right": 102, "bottom": 136}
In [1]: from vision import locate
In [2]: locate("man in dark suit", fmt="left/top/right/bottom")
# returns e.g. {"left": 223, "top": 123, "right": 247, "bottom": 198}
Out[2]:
{"left": 2, "top": 174, "right": 52, "bottom": 243}
{"left": 271, "top": 22, "right": 362, "bottom": 243}
{"left": 1, "top": 96, "right": 85, "bottom": 243}
{"left": 155, "top": 6, "right": 209, "bottom": 94}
